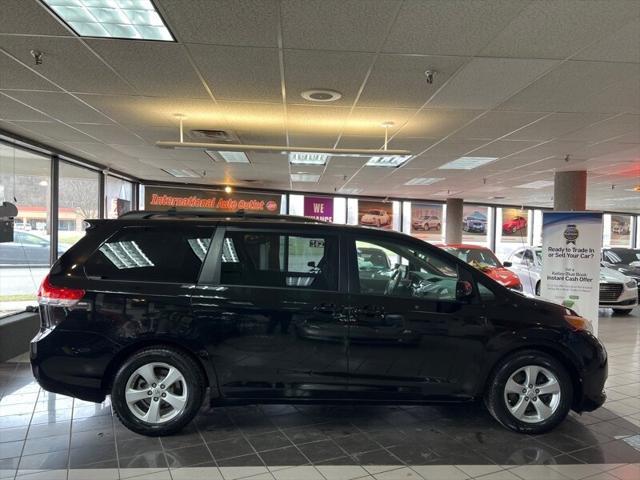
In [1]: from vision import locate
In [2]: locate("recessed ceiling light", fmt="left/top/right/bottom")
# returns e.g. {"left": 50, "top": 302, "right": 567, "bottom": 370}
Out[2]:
{"left": 438, "top": 156, "right": 498, "bottom": 170}
{"left": 338, "top": 187, "right": 362, "bottom": 195}
{"left": 301, "top": 89, "right": 342, "bottom": 103}
{"left": 515, "top": 180, "right": 554, "bottom": 189}
{"left": 162, "top": 168, "right": 201, "bottom": 178}
{"left": 291, "top": 173, "right": 320, "bottom": 183}
{"left": 404, "top": 177, "right": 444, "bottom": 186}
{"left": 289, "top": 152, "right": 329, "bottom": 165}
{"left": 41, "top": 0, "right": 174, "bottom": 41}
{"left": 206, "top": 150, "right": 250, "bottom": 164}
{"left": 365, "top": 155, "right": 412, "bottom": 168}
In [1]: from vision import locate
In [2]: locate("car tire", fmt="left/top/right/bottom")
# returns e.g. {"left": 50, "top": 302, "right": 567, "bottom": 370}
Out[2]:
{"left": 111, "top": 346, "right": 205, "bottom": 436}
{"left": 484, "top": 350, "right": 572, "bottom": 434}
{"left": 612, "top": 309, "right": 632, "bottom": 315}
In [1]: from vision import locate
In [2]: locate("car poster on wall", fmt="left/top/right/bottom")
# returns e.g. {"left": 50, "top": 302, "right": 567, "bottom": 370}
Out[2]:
{"left": 462, "top": 205, "right": 488, "bottom": 242}
{"left": 410, "top": 203, "right": 442, "bottom": 241}
{"left": 501, "top": 208, "right": 529, "bottom": 238}
{"left": 358, "top": 200, "right": 393, "bottom": 230}
{"left": 610, "top": 214, "right": 632, "bottom": 246}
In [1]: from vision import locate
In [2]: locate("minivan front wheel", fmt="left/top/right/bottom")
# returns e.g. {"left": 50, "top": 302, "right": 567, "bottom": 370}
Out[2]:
{"left": 111, "top": 347, "right": 205, "bottom": 436}
{"left": 485, "top": 351, "right": 572, "bottom": 434}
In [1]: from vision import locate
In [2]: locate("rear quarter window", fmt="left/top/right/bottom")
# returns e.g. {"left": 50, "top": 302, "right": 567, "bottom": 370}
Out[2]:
{"left": 84, "top": 226, "right": 215, "bottom": 283}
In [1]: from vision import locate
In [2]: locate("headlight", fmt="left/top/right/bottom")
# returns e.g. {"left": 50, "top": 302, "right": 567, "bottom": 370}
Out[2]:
{"left": 565, "top": 314, "right": 593, "bottom": 333}
{"left": 626, "top": 280, "right": 637, "bottom": 288}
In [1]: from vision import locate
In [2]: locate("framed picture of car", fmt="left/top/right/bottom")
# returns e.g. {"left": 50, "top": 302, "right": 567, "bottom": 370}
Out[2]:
{"left": 358, "top": 200, "right": 393, "bottom": 230}
{"left": 501, "top": 208, "right": 529, "bottom": 237}
{"left": 462, "top": 205, "right": 489, "bottom": 242}
{"left": 610, "top": 214, "right": 632, "bottom": 246}
{"left": 410, "top": 203, "right": 442, "bottom": 241}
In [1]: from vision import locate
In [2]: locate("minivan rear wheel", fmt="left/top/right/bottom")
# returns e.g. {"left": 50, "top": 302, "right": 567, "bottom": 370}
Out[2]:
{"left": 111, "top": 347, "right": 205, "bottom": 436}
{"left": 485, "top": 350, "right": 572, "bottom": 434}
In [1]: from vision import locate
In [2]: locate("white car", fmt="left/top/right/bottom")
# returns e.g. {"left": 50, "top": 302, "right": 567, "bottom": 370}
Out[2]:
{"left": 360, "top": 209, "right": 391, "bottom": 228}
{"left": 506, "top": 246, "right": 638, "bottom": 315}
{"left": 412, "top": 215, "right": 441, "bottom": 231}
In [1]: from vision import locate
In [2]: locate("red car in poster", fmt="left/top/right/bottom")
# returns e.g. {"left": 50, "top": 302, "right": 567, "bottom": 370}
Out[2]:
{"left": 502, "top": 216, "right": 527, "bottom": 234}
{"left": 437, "top": 244, "right": 522, "bottom": 290}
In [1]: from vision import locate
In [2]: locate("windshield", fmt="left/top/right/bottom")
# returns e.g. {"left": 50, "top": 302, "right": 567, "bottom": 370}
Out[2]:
{"left": 444, "top": 247, "right": 500, "bottom": 268}
{"left": 605, "top": 249, "right": 640, "bottom": 264}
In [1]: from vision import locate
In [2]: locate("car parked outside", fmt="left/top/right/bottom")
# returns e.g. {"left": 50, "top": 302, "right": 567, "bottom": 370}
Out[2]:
{"left": 412, "top": 215, "right": 441, "bottom": 231}
{"left": 506, "top": 246, "right": 638, "bottom": 314}
{"left": 438, "top": 244, "right": 522, "bottom": 291}
{"left": 360, "top": 209, "right": 391, "bottom": 227}
{"left": 0, "top": 230, "right": 69, "bottom": 267}
{"left": 463, "top": 211, "right": 487, "bottom": 233}
{"left": 32, "top": 211, "right": 607, "bottom": 437}
{"left": 503, "top": 216, "right": 527, "bottom": 234}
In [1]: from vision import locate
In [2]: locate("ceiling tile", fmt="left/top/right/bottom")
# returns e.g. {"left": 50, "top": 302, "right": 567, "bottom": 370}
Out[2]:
{"left": 156, "top": 0, "right": 279, "bottom": 46}
{"left": 429, "top": 58, "right": 558, "bottom": 110}
{"left": 506, "top": 113, "right": 613, "bottom": 142}
{"left": 560, "top": 114, "right": 640, "bottom": 143}
{"left": 188, "top": 45, "right": 281, "bottom": 103}
{"left": 11, "top": 120, "right": 96, "bottom": 142}
{"left": 383, "top": 0, "right": 528, "bottom": 55}
{"left": 359, "top": 54, "right": 469, "bottom": 108}
{"left": 0, "top": 94, "right": 51, "bottom": 122}
{"left": 86, "top": 39, "right": 209, "bottom": 98}
{"left": 0, "top": 0, "right": 70, "bottom": 36}
{"left": 6, "top": 91, "right": 111, "bottom": 124}
{"left": 451, "top": 112, "right": 548, "bottom": 140}
{"left": 482, "top": 0, "right": 640, "bottom": 59}
{"left": 68, "top": 124, "right": 145, "bottom": 146}
{"left": 401, "top": 109, "right": 482, "bottom": 138}
{"left": 0, "top": 53, "right": 60, "bottom": 92}
{"left": 281, "top": 0, "right": 399, "bottom": 51}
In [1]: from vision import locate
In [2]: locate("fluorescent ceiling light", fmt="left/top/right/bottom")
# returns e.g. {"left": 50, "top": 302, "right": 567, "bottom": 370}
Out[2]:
{"left": 289, "top": 152, "right": 329, "bottom": 166}
{"left": 404, "top": 177, "right": 444, "bottom": 186}
{"left": 438, "top": 156, "right": 498, "bottom": 170}
{"left": 338, "top": 187, "right": 362, "bottom": 195}
{"left": 515, "top": 180, "right": 554, "bottom": 189}
{"left": 41, "top": 0, "right": 174, "bottom": 41}
{"left": 291, "top": 173, "right": 320, "bottom": 182}
{"left": 365, "top": 155, "right": 412, "bottom": 168}
{"left": 162, "top": 168, "right": 201, "bottom": 178}
{"left": 206, "top": 150, "right": 250, "bottom": 164}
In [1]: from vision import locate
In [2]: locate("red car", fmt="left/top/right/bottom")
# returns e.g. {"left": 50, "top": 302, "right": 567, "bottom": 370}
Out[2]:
{"left": 437, "top": 243, "right": 523, "bottom": 290}
{"left": 503, "top": 216, "right": 527, "bottom": 234}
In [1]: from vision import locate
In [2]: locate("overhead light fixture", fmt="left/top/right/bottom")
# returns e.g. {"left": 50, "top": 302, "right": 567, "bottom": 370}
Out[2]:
{"left": 365, "top": 155, "right": 412, "bottom": 168}
{"left": 162, "top": 168, "right": 201, "bottom": 178}
{"left": 515, "top": 180, "right": 554, "bottom": 189}
{"left": 224, "top": 185, "right": 233, "bottom": 194}
{"left": 404, "top": 177, "right": 444, "bottom": 186}
{"left": 338, "top": 187, "right": 362, "bottom": 195}
{"left": 438, "top": 156, "right": 498, "bottom": 170}
{"left": 291, "top": 173, "right": 320, "bottom": 183}
{"left": 41, "top": 0, "right": 174, "bottom": 41}
{"left": 301, "top": 89, "right": 342, "bottom": 103}
{"left": 206, "top": 150, "right": 250, "bottom": 164}
{"left": 289, "top": 152, "right": 330, "bottom": 166}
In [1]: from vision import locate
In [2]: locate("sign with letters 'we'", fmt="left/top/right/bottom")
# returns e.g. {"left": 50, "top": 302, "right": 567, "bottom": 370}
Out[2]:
{"left": 303, "top": 196, "right": 333, "bottom": 222}
{"left": 541, "top": 211, "right": 603, "bottom": 334}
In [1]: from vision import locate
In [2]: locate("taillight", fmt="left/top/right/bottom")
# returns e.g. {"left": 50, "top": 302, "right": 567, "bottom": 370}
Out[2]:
{"left": 37, "top": 274, "right": 85, "bottom": 307}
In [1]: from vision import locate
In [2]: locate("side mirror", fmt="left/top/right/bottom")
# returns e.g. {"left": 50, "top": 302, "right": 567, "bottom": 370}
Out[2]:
{"left": 307, "top": 261, "right": 316, "bottom": 268}
{"left": 503, "top": 261, "right": 512, "bottom": 267}
{"left": 456, "top": 280, "right": 474, "bottom": 300}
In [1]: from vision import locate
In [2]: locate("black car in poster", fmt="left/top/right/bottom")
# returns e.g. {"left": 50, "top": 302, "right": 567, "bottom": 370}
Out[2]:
{"left": 31, "top": 211, "right": 607, "bottom": 436}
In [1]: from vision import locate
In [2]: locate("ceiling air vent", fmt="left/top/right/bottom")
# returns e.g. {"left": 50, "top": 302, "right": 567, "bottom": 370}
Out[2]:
{"left": 188, "top": 129, "right": 239, "bottom": 143}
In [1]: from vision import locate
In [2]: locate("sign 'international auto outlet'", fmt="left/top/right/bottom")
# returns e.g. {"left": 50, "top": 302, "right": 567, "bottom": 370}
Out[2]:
{"left": 144, "top": 186, "right": 281, "bottom": 214}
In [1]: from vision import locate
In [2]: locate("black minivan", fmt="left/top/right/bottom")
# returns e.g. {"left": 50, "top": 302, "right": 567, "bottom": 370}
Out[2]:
{"left": 31, "top": 210, "right": 607, "bottom": 436}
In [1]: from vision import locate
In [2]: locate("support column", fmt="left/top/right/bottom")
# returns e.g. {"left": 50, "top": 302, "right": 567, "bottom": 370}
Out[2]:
{"left": 445, "top": 198, "right": 463, "bottom": 244}
{"left": 554, "top": 171, "right": 587, "bottom": 211}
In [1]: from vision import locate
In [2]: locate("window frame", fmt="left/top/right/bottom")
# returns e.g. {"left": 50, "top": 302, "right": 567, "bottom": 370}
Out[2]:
{"left": 200, "top": 225, "right": 344, "bottom": 293}
{"left": 83, "top": 224, "right": 218, "bottom": 285}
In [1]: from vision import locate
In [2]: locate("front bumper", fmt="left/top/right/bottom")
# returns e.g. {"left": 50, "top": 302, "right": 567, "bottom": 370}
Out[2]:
{"left": 572, "top": 332, "right": 608, "bottom": 413}
{"left": 599, "top": 285, "right": 638, "bottom": 310}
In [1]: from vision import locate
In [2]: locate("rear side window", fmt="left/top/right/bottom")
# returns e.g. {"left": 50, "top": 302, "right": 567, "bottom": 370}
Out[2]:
{"left": 220, "top": 230, "right": 338, "bottom": 291}
{"left": 84, "top": 227, "right": 214, "bottom": 283}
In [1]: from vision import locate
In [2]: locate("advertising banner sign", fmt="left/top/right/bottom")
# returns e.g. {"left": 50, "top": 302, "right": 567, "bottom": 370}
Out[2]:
{"left": 541, "top": 211, "right": 603, "bottom": 334}
{"left": 144, "top": 186, "right": 281, "bottom": 214}
{"left": 410, "top": 203, "right": 442, "bottom": 241}
{"left": 303, "top": 196, "right": 333, "bottom": 222}
{"left": 358, "top": 200, "right": 393, "bottom": 230}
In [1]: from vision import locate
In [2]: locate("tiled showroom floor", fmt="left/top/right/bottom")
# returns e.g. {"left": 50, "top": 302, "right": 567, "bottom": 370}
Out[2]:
{"left": 1, "top": 310, "right": 639, "bottom": 480}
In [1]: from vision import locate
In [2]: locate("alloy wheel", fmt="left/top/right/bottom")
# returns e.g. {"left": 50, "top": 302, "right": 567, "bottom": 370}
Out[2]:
{"left": 503, "top": 365, "right": 561, "bottom": 424}
{"left": 125, "top": 362, "right": 188, "bottom": 424}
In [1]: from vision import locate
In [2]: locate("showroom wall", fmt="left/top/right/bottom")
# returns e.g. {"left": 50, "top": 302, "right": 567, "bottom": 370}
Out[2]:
{"left": 1, "top": 136, "right": 638, "bottom": 319}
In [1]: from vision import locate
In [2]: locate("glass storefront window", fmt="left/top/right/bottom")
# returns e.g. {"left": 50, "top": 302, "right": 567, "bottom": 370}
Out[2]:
{"left": 58, "top": 162, "right": 99, "bottom": 255}
{"left": 0, "top": 144, "right": 51, "bottom": 317}
{"left": 105, "top": 176, "right": 133, "bottom": 218}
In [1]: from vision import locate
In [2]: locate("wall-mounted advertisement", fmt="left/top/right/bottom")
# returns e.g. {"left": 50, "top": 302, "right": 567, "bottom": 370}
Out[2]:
{"left": 462, "top": 205, "right": 488, "bottom": 244}
{"left": 303, "top": 196, "right": 333, "bottom": 222}
{"left": 144, "top": 186, "right": 281, "bottom": 214}
{"left": 610, "top": 214, "right": 632, "bottom": 246}
{"left": 358, "top": 200, "right": 393, "bottom": 230}
{"left": 410, "top": 203, "right": 443, "bottom": 241}
{"left": 501, "top": 208, "right": 529, "bottom": 238}
{"left": 541, "top": 211, "right": 603, "bottom": 334}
